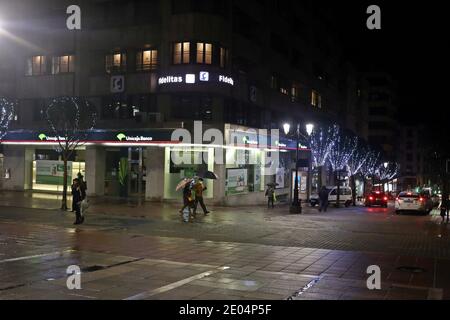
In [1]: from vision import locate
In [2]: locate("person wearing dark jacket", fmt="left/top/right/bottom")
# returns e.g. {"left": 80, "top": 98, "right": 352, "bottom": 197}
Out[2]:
{"left": 180, "top": 183, "right": 194, "bottom": 213}
{"left": 319, "top": 186, "right": 329, "bottom": 212}
{"left": 71, "top": 178, "right": 86, "bottom": 225}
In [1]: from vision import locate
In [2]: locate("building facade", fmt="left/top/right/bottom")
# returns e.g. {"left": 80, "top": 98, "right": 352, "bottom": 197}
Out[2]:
{"left": 0, "top": 0, "right": 367, "bottom": 205}
{"left": 360, "top": 72, "right": 398, "bottom": 161}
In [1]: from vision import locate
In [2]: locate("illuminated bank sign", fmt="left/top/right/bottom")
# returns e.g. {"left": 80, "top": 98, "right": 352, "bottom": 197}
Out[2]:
{"left": 158, "top": 72, "right": 234, "bottom": 86}
{"left": 219, "top": 75, "right": 234, "bottom": 86}
{"left": 116, "top": 133, "right": 153, "bottom": 142}
{"left": 38, "top": 133, "right": 67, "bottom": 141}
{"left": 158, "top": 76, "right": 183, "bottom": 85}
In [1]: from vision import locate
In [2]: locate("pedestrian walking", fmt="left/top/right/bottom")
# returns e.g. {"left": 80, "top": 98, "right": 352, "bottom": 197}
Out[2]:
{"left": 71, "top": 178, "right": 86, "bottom": 225}
{"left": 265, "top": 185, "right": 275, "bottom": 208}
{"left": 179, "top": 182, "right": 195, "bottom": 222}
{"left": 318, "top": 186, "right": 329, "bottom": 212}
{"left": 193, "top": 178, "right": 210, "bottom": 216}
{"left": 440, "top": 194, "right": 450, "bottom": 223}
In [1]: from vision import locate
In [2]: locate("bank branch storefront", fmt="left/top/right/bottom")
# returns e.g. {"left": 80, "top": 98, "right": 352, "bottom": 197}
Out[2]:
{"left": 0, "top": 124, "right": 298, "bottom": 206}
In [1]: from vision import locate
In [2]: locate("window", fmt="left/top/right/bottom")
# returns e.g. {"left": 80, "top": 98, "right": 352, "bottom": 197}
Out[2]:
{"left": 220, "top": 47, "right": 228, "bottom": 68}
{"left": 26, "top": 56, "right": 47, "bottom": 76}
{"left": 196, "top": 42, "right": 212, "bottom": 64}
{"left": 136, "top": 49, "right": 158, "bottom": 71}
{"left": 52, "top": 55, "right": 75, "bottom": 74}
{"left": 311, "top": 90, "right": 321, "bottom": 108}
{"left": 291, "top": 83, "right": 300, "bottom": 102}
{"left": 173, "top": 42, "right": 190, "bottom": 64}
{"left": 105, "top": 52, "right": 127, "bottom": 73}
{"left": 270, "top": 75, "right": 278, "bottom": 90}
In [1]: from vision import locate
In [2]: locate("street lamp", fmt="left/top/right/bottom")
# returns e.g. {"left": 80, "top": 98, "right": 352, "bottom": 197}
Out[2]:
{"left": 283, "top": 123, "right": 291, "bottom": 136}
{"left": 283, "top": 122, "right": 314, "bottom": 214}
{"left": 306, "top": 123, "right": 314, "bottom": 137}
{"left": 283, "top": 122, "right": 301, "bottom": 213}
{"left": 383, "top": 162, "right": 388, "bottom": 169}
{"left": 305, "top": 123, "right": 314, "bottom": 203}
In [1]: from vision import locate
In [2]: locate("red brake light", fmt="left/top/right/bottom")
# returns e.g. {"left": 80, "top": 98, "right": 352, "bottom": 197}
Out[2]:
{"left": 419, "top": 197, "right": 424, "bottom": 202}
{"left": 369, "top": 196, "right": 374, "bottom": 200}
{"left": 383, "top": 197, "right": 388, "bottom": 201}
{"left": 375, "top": 191, "right": 380, "bottom": 194}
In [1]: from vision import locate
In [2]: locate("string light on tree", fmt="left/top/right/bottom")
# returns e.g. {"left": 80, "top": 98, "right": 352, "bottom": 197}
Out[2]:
{"left": 45, "top": 96, "right": 97, "bottom": 211}
{"left": 0, "top": 97, "right": 15, "bottom": 141}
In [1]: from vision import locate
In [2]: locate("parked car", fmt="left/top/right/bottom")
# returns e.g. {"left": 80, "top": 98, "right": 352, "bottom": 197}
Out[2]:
{"left": 365, "top": 191, "right": 388, "bottom": 208}
{"left": 395, "top": 191, "right": 434, "bottom": 215}
{"left": 310, "top": 186, "right": 352, "bottom": 207}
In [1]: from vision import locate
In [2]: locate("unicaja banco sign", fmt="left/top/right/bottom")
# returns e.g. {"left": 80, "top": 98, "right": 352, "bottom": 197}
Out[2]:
{"left": 116, "top": 133, "right": 153, "bottom": 142}
{"left": 38, "top": 133, "right": 67, "bottom": 141}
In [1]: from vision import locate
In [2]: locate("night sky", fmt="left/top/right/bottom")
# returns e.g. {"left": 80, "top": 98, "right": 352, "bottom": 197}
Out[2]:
{"left": 326, "top": 1, "right": 447, "bottom": 127}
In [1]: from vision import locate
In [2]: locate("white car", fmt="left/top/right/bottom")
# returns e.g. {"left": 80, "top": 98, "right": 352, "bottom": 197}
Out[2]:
{"left": 395, "top": 191, "right": 434, "bottom": 215}
{"left": 310, "top": 186, "right": 353, "bottom": 207}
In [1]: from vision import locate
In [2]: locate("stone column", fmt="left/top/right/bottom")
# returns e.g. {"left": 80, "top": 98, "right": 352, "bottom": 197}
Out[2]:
{"left": 1, "top": 146, "right": 28, "bottom": 191}
{"left": 145, "top": 147, "right": 165, "bottom": 201}
{"left": 85, "top": 146, "right": 105, "bottom": 196}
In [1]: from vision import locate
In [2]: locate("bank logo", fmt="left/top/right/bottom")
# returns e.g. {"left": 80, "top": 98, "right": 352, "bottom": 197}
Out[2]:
{"left": 111, "top": 75, "right": 125, "bottom": 93}
{"left": 38, "top": 133, "right": 47, "bottom": 141}
{"left": 199, "top": 71, "right": 209, "bottom": 82}
{"left": 117, "top": 133, "right": 126, "bottom": 141}
{"left": 185, "top": 74, "right": 196, "bottom": 84}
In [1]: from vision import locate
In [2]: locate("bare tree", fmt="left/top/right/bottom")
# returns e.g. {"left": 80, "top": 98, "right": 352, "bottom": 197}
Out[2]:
{"left": 310, "top": 124, "right": 339, "bottom": 187}
{"left": 348, "top": 138, "right": 369, "bottom": 205}
{"left": 45, "top": 97, "right": 97, "bottom": 210}
{"left": 377, "top": 162, "right": 399, "bottom": 191}
{"left": 360, "top": 150, "right": 381, "bottom": 195}
{"left": 0, "top": 97, "right": 14, "bottom": 141}
{"left": 328, "top": 126, "right": 357, "bottom": 207}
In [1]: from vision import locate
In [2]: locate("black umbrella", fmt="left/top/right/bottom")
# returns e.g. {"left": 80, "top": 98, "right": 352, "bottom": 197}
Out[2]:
{"left": 266, "top": 182, "right": 279, "bottom": 187}
{"left": 198, "top": 171, "right": 219, "bottom": 180}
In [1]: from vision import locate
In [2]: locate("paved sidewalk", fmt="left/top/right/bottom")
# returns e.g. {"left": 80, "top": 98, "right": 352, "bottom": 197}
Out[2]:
{"left": 1, "top": 191, "right": 450, "bottom": 299}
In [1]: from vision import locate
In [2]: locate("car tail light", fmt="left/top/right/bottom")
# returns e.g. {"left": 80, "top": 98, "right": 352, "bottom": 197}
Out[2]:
{"left": 383, "top": 197, "right": 388, "bottom": 201}
{"left": 369, "top": 196, "right": 374, "bottom": 200}
{"left": 419, "top": 197, "right": 424, "bottom": 202}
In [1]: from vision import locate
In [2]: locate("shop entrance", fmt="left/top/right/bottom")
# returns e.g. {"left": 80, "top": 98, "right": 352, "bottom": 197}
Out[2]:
{"left": 104, "top": 147, "right": 145, "bottom": 202}
{"left": 128, "top": 147, "right": 145, "bottom": 203}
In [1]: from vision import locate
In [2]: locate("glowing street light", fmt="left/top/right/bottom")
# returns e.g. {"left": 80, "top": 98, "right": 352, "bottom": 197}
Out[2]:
{"left": 283, "top": 123, "right": 291, "bottom": 136}
{"left": 306, "top": 123, "right": 314, "bottom": 136}
{"left": 384, "top": 162, "right": 388, "bottom": 168}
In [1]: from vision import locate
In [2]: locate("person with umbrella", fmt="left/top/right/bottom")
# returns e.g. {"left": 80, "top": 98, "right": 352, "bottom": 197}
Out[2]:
{"left": 193, "top": 178, "right": 210, "bottom": 216}
{"left": 179, "top": 179, "right": 194, "bottom": 216}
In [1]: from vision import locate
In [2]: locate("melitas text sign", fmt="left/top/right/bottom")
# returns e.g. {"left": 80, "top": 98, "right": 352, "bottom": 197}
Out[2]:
{"left": 158, "top": 72, "right": 234, "bottom": 86}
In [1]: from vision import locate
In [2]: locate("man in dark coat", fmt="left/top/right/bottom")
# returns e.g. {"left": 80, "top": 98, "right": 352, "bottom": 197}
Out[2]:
{"left": 71, "top": 178, "right": 86, "bottom": 225}
{"left": 319, "top": 186, "right": 329, "bottom": 212}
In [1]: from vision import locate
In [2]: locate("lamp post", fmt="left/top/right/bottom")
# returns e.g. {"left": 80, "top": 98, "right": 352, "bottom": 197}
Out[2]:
{"left": 283, "top": 122, "right": 314, "bottom": 214}
{"left": 306, "top": 123, "right": 314, "bottom": 202}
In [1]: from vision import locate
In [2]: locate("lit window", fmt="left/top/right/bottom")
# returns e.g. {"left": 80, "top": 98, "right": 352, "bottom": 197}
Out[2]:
{"left": 136, "top": 49, "right": 158, "bottom": 71}
{"left": 311, "top": 90, "right": 322, "bottom": 108}
{"left": 26, "top": 55, "right": 47, "bottom": 76}
{"left": 291, "top": 83, "right": 300, "bottom": 102}
{"left": 52, "top": 55, "right": 75, "bottom": 74}
{"left": 173, "top": 42, "right": 190, "bottom": 64}
{"left": 106, "top": 52, "right": 127, "bottom": 73}
{"left": 196, "top": 42, "right": 212, "bottom": 64}
{"left": 220, "top": 47, "right": 228, "bottom": 68}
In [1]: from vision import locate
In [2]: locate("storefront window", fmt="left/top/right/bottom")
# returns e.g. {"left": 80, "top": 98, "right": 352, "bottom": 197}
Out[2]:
{"left": 225, "top": 149, "right": 264, "bottom": 196}
{"left": 32, "top": 149, "right": 86, "bottom": 192}
{"left": 164, "top": 147, "right": 214, "bottom": 199}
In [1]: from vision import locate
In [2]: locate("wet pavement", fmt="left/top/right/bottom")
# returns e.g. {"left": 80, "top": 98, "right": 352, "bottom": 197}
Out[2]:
{"left": 1, "top": 191, "right": 450, "bottom": 300}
